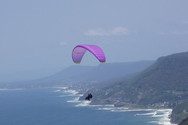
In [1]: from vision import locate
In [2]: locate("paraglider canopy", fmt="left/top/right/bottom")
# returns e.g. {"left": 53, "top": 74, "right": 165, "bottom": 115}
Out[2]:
{"left": 72, "top": 44, "right": 106, "bottom": 64}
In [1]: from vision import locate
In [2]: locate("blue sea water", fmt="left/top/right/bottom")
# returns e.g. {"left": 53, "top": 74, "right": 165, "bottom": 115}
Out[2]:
{"left": 0, "top": 88, "right": 174, "bottom": 125}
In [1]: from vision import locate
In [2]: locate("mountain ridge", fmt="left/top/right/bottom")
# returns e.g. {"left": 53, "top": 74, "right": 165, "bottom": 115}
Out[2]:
{"left": 90, "top": 51, "right": 188, "bottom": 124}
{"left": 0, "top": 61, "right": 153, "bottom": 90}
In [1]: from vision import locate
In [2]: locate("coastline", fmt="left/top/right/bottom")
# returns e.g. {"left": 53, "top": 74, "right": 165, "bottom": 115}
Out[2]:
{"left": 0, "top": 87, "right": 179, "bottom": 125}
{"left": 54, "top": 87, "right": 177, "bottom": 125}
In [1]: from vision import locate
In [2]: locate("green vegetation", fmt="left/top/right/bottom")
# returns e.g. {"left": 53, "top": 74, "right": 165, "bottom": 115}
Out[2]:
{"left": 171, "top": 101, "right": 188, "bottom": 124}
{"left": 91, "top": 52, "right": 188, "bottom": 124}
{"left": 179, "top": 117, "right": 188, "bottom": 125}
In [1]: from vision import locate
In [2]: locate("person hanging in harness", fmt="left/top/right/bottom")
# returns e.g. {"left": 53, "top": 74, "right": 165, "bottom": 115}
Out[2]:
{"left": 85, "top": 93, "right": 93, "bottom": 100}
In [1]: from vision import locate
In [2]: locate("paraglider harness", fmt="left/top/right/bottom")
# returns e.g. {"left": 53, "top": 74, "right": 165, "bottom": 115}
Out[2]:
{"left": 85, "top": 93, "right": 93, "bottom": 100}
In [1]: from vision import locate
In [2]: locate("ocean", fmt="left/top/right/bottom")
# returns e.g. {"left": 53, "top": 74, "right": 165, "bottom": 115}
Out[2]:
{"left": 0, "top": 88, "right": 176, "bottom": 125}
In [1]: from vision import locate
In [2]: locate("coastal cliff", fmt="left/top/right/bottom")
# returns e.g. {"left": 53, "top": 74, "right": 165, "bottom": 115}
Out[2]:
{"left": 89, "top": 52, "right": 188, "bottom": 124}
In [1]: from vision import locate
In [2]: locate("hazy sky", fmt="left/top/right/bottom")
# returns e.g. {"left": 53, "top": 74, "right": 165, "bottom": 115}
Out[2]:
{"left": 1, "top": 0, "right": 188, "bottom": 80}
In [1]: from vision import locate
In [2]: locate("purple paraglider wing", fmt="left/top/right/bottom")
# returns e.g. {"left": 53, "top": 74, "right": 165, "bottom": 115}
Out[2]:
{"left": 72, "top": 44, "right": 106, "bottom": 64}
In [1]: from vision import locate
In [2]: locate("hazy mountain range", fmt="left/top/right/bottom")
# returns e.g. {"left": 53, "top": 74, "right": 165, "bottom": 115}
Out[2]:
{"left": 0, "top": 61, "right": 153, "bottom": 90}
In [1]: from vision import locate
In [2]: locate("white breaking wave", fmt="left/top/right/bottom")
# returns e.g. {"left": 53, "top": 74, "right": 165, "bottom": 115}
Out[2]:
{"left": 137, "top": 109, "right": 177, "bottom": 125}
{"left": 135, "top": 111, "right": 157, "bottom": 116}
{"left": 58, "top": 94, "right": 83, "bottom": 97}
{"left": 54, "top": 88, "right": 85, "bottom": 105}
{"left": 75, "top": 100, "right": 91, "bottom": 107}
{"left": 54, "top": 87, "right": 177, "bottom": 125}
{"left": 149, "top": 120, "right": 177, "bottom": 125}
{"left": 53, "top": 90, "right": 61, "bottom": 92}
{"left": 97, "top": 106, "right": 155, "bottom": 112}
{"left": 67, "top": 97, "right": 80, "bottom": 103}
{"left": 52, "top": 87, "right": 69, "bottom": 93}
{"left": 63, "top": 89, "right": 79, "bottom": 95}
{"left": 53, "top": 87, "right": 68, "bottom": 89}
{"left": 53, "top": 87, "right": 83, "bottom": 98}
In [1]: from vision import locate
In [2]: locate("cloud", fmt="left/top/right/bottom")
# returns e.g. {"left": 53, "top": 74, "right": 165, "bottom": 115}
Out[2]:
{"left": 84, "top": 26, "right": 130, "bottom": 36}
{"left": 59, "top": 42, "right": 68, "bottom": 46}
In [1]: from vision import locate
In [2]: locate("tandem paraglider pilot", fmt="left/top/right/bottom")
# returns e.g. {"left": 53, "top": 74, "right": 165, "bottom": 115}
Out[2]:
{"left": 85, "top": 93, "right": 93, "bottom": 101}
